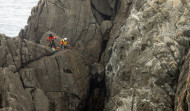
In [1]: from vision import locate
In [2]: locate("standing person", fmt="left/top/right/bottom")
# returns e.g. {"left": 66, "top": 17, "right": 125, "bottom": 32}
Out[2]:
{"left": 61, "top": 38, "right": 68, "bottom": 49}
{"left": 47, "top": 33, "right": 56, "bottom": 48}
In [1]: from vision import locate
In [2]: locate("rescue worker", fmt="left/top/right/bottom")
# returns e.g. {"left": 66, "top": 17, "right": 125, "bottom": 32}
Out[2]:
{"left": 61, "top": 37, "right": 68, "bottom": 49}
{"left": 47, "top": 33, "right": 56, "bottom": 48}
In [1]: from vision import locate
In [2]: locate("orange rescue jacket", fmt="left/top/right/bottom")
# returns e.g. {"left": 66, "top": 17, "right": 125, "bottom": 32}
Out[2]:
{"left": 47, "top": 36, "right": 56, "bottom": 43}
{"left": 61, "top": 40, "right": 68, "bottom": 45}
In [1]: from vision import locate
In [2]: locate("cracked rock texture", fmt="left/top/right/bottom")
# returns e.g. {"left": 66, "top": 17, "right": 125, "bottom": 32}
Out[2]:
{"left": 1, "top": 0, "right": 122, "bottom": 110}
{"left": 175, "top": 50, "right": 190, "bottom": 111}
{"left": 19, "top": 0, "right": 124, "bottom": 63}
{"left": 0, "top": 34, "right": 90, "bottom": 111}
{"left": 103, "top": 0, "right": 190, "bottom": 111}
{"left": 19, "top": 0, "right": 102, "bottom": 63}
{"left": 1, "top": 0, "right": 190, "bottom": 111}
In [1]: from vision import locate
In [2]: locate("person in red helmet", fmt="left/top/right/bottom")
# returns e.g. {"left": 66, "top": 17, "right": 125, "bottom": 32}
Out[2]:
{"left": 47, "top": 33, "right": 56, "bottom": 48}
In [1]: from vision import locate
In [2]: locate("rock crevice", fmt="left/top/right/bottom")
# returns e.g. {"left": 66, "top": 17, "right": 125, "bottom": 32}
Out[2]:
{"left": 1, "top": 0, "right": 190, "bottom": 111}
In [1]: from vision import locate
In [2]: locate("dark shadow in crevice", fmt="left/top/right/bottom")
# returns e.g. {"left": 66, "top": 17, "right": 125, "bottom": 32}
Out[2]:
{"left": 101, "top": 13, "right": 111, "bottom": 21}
{"left": 112, "top": 0, "right": 121, "bottom": 17}
{"left": 49, "top": 100, "right": 56, "bottom": 111}
{"left": 64, "top": 69, "right": 73, "bottom": 73}
{"left": 81, "top": 71, "right": 107, "bottom": 111}
{"left": 90, "top": 1, "right": 112, "bottom": 25}
{"left": 98, "top": 39, "right": 109, "bottom": 62}
{"left": 0, "top": 93, "right": 2, "bottom": 108}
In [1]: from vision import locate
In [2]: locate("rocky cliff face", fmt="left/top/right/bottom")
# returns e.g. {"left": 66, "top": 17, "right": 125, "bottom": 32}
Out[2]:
{"left": 175, "top": 50, "right": 190, "bottom": 111}
{"left": 19, "top": 0, "right": 130, "bottom": 64}
{"left": 103, "top": 0, "right": 190, "bottom": 110}
{"left": 1, "top": 0, "right": 190, "bottom": 111}
{"left": 0, "top": 34, "right": 90, "bottom": 111}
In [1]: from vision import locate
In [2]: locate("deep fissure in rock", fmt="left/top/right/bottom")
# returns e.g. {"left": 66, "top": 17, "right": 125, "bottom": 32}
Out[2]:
{"left": 101, "top": 12, "right": 111, "bottom": 20}
{"left": 82, "top": 71, "right": 107, "bottom": 111}
{"left": 49, "top": 100, "right": 56, "bottom": 111}
{"left": 183, "top": 93, "right": 188, "bottom": 111}
{"left": 82, "top": 1, "right": 122, "bottom": 110}
{"left": 98, "top": 39, "right": 109, "bottom": 62}
{"left": 30, "top": 89, "right": 36, "bottom": 111}
{"left": 0, "top": 93, "right": 2, "bottom": 108}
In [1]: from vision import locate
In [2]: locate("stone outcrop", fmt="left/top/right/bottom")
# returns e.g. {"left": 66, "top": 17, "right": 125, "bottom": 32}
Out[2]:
{"left": 0, "top": 34, "right": 90, "bottom": 111}
{"left": 175, "top": 50, "right": 190, "bottom": 111}
{"left": 1, "top": 0, "right": 190, "bottom": 111}
{"left": 103, "top": 0, "right": 190, "bottom": 111}
{"left": 19, "top": 0, "right": 103, "bottom": 63}
{"left": 19, "top": 0, "right": 126, "bottom": 64}
{"left": 2, "top": 0, "right": 123, "bottom": 110}
{"left": 19, "top": 0, "right": 101, "bottom": 44}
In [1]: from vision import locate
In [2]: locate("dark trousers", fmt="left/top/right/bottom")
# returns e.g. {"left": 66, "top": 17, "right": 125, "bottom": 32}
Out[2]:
{"left": 61, "top": 45, "right": 68, "bottom": 49}
{"left": 49, "top": 42, "right": 56, "bottom": 48}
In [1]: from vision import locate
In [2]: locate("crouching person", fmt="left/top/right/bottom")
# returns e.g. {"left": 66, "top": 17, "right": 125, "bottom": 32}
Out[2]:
{"left": 61, "top": 38, "right": 69, "bottom": 49}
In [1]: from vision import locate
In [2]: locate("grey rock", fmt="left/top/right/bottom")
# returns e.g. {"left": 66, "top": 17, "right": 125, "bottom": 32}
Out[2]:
{"left": 100, "top": 20, "right": 112, "bottom": 35}
{"left": 91, "top": 8, "right": 105, "bottom": 25}
{"left": 20, "top": 68, "right": 39, "bottom": 88}
{"left": 19, "top": 0, "right": 120, "bottom": 63}
{"left": 103, "top": 0, "right": 190, "bottom": 111}
{"left": 32, "top": 88, "right": 49, "bottom": 111}
{"left": 108, "top": 0, "right": 117, "bottom": 9}
{"left": 0, "top": 34, "right": 90, "bottom": 111}
{"left": 91, "top": 63, "right": 105, "bottom": 83}
{"left": 19, "top": 0, "right": 101, "bottom": 48}
{"left": 2, "top": 0, "right": 190, "bottom": 111}
{"left": 0, "top": 107, "right": 17, "bottom": 111}
{"left": 175, "top": 49, "right": 190, "bottom": 111}
{"left": 91, "top": 0, "right": 112, "bottom": 16}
